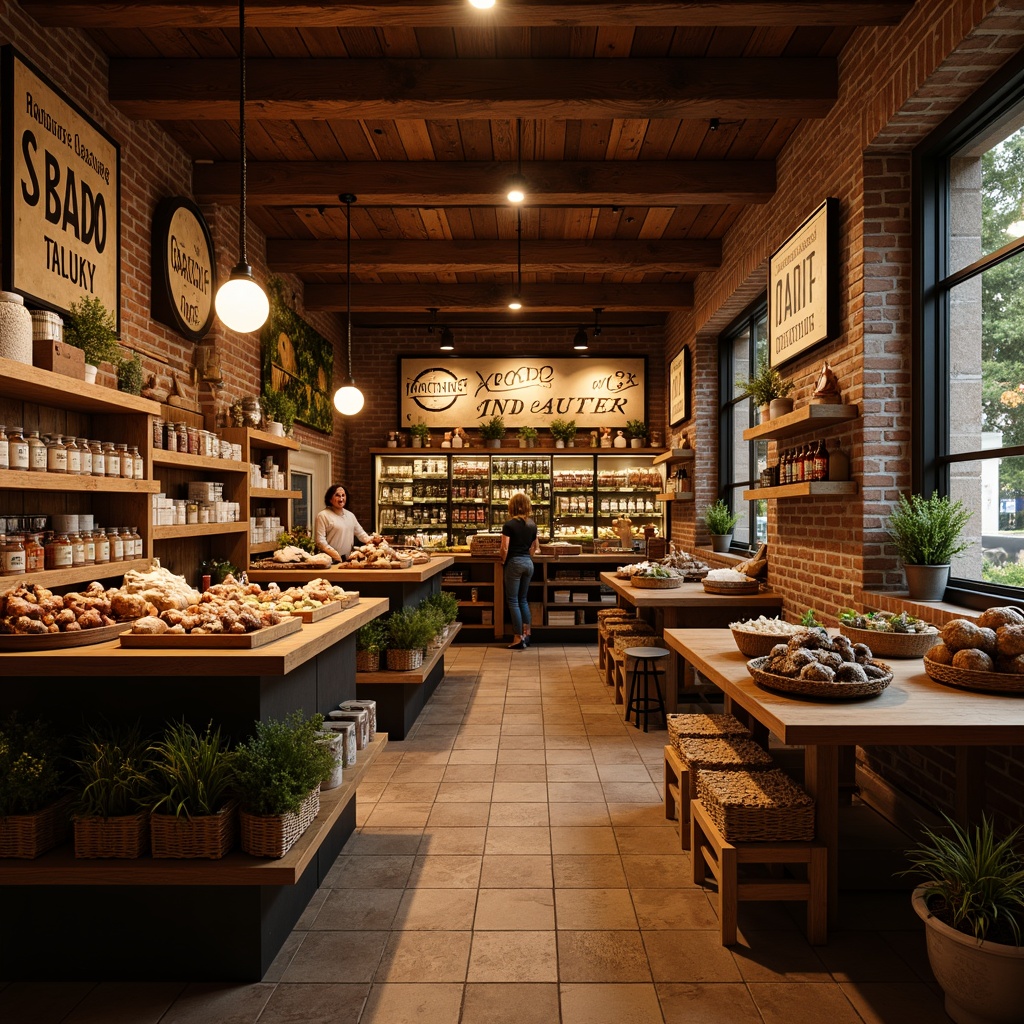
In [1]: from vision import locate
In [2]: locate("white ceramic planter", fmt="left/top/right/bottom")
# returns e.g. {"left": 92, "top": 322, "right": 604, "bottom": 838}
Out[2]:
{"left": 630, "top": 438, "right": 643, "bottom": 448}
{"left": 84, "top": 363, "right": 99, "bottom": 385}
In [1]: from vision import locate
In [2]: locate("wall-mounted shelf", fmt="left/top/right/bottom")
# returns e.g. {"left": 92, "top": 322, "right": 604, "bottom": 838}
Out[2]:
{"left": 0, "top": 356, "right": 160, "bottom": 416}
{"left": 250, "top": 488, "right": 302, "bottom": 501}
{"left": 152, "top": 522, "right": 249, "bottom": 541}
{"left": 0, "top": 470, "right": 160, "bottom": 494}
{"left": 656, "top": 491, "right": 694, "bottom": 502}
{"left": 652, "top": 448, "right": 695, "bottom": 466}
{"left": 152, "top": 450, "right": 248, "bottom": 474}
{"left": 742, "top": 404, "right": 858, "bottom": 442}
{"left": 0, "top": 559, "right": 153, "bottom": 596}
{"left": 742, "top": 481, "right": 858, "bottom": 500}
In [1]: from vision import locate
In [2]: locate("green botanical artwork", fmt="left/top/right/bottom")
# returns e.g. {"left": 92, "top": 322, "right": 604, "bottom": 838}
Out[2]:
{"left": 260, "top": 277, "right": 333, "bottom": 433}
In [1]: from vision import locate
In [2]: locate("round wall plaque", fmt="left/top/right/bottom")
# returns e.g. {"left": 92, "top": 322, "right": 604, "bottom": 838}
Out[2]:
{"left": 151, "top": 196, "right": 217, "bottom": 341}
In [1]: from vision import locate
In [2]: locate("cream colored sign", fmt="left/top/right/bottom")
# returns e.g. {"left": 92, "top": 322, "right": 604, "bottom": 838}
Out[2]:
{"left": 6, "top": 51, "right": 120, "bottom": 322}
{"left": 399, "top": 357, "right": 646, "bottom": 429}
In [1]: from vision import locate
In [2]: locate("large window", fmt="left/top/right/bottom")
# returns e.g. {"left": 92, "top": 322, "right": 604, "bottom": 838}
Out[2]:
{"left": 919, "top": 59, "right": 1024, "bottom": 603}
{"left": 718, "top": 302, "right": 769, "bottom": 552}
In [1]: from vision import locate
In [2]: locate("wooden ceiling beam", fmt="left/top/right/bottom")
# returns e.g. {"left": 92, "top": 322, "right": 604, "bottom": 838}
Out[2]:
{"left": 303, "top": 282, "right": 692, "bottom": 312}
{"left": 267, "top": 239, "right": 720, "bottom": 273}
{"left": 24, "top": 1, "right": 913, "bottom": 30}
{"left": 109, "top": 58, "right": 837, "bottom": 121}
{"left": 194, "top": 159, "right": 776, "bottom": 207}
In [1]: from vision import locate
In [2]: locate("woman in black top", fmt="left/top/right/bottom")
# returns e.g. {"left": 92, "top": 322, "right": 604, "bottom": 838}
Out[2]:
{"left": 500, "top": 491, "right": 540, "bottom": 650}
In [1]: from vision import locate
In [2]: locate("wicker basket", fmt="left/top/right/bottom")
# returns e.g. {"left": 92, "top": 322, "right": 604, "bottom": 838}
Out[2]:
{"left": 922, "top": 652, "right": 1024, "bottom": 695}
{"left": 839, "top": 625, "right": 940, "bottom": 659}
{"left": 730, "top": 627, "right": 793, "bottom": 658}
{"left": 598, "top": 607, "right": 629, "bottom": 621}
{"left": 677, "top": 737, "right": 774, "bottom": 797}
{"left": 667, "top": 713, "right": 751, "bottom": 747}
{"left": 747, "top": 656, "right": 892, "bottom": 700}
{"left": 605, "top": 620, "right": 654, "bottom": 638}
{"left": 631, "top": 575, "right": 683, "bottom": 589}
{"left": 355, "top": 649, "right": 380, "bottom": 672}
{"left": 150, "top": 802, "right": 237, "bottom": 859}
{"left": 703, "top": 579, "right": 760, "bottom": 595}
{"left": 697, "top": 768, "right": 815, "bottom": 842}
{"left": 386, "top": 647, "right": 425, "bottom": 671}
{"left": 240, "top": 788, "right": 320, "bottom": 859}
{"left": 613, "top": 631, "right": 663, "bottom": 651}
{"left": 0, "top": 794, "right": 73, "bottom": 859}
{"left": 73, "top": 811, "right": 149, "bottom": 859}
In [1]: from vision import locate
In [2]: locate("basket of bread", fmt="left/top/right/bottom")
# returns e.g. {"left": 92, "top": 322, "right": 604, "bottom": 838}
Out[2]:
{"left": 837, "top": 609, "right": 940, "bottom": 658}
{"left": 922, "top": 606, "right": 1024, "bottom": 694}
{"left": 343, "top": 540, "right": 413, "bottom": 569}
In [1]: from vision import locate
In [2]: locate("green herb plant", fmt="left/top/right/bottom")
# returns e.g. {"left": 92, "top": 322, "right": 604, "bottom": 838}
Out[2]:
{"left": 117, "top": 352, "right": 144, "bottom": 395}
{"left": 277, "top": 528, "right": 317, "bottom": 555}
{"left": 517, "top": 425, "right": 538, "bottom": 442}
{"left": 409, "top": 420, "right": 430, "bottom": 440}
{"left": 355, "top": 618, "right": 389, "bottom": 654}
{"left": 63, "top": 295, "right": 122, "bottom": 368}
{"left": 421, "top": 590, "right": 459, "bottom": 625}
{"left": 479, "top": 415, "right": 506, "bottom": 441}
{"left": 737, "top": 358, "right": 794, "bottom": 407}
{"left": 800, "top": 609, "right": 822, "bottom": 628}
{"left": 261, "top": 387, "right": 297, "bottom": 433}
{"left": 233, "top": 711, "right": 334, "bottom": 818}
{"left": 387, "top": 607, "right": 437, "bottom": 650}
{"left": 901, "top": 814, "right": 1024, "bottom": 946}
{"left": 0, "top": 715, "right": 66, "bottom": 816}
{"left": 703, "top": 499, "right": 740, "bottom": 536}
{"left": 549, "top": 418, "right": 577, "bottom": 444}
{"left": 145, "top": 721, "right": 235, "bottom": 819}
{"left": 887, "top": 492, "right": 973, "bottom": 566}
{"left": 71, "top": 724, "right": 149, "bottom": 818}
{"left": 625, "top": 418, "right": 648, "bottom": 440}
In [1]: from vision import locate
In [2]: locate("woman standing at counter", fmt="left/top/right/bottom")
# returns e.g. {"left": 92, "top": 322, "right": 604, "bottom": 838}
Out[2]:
{"left": 315, "top": 484, "right": 379, "bottom": 561}
{"left": 500, "top": 491, "right": 540, "bottom": 650}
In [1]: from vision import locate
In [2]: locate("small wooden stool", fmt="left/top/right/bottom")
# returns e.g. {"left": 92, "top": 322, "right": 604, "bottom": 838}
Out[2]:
{"left": 690, "top": 770, "right": 826, "bottom": 946}
{"left": 624, "top": 646, "right": 669, "bottom": 731}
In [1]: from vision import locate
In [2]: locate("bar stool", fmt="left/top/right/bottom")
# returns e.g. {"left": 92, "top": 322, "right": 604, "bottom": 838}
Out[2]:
{"left": 624, "top": 646, "right": 669, "bottom": 731}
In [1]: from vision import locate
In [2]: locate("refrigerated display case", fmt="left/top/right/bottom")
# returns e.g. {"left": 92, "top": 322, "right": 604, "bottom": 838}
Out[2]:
{"left": 449, "top": 455, "right": 490, "bottom": 547}
{"left": 375, "top": 453, "right": 449, "bottom": 548}
{"left": 488, "top": 454, "right": 551, "bottom": 534}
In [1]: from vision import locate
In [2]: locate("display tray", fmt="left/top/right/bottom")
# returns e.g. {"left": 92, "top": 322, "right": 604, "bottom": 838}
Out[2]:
{"left": 630, "top": 575, "right": 683, "bottom": 589}
{"left": 289, "top": 594, "right": 358, "bottom": 622}
{"left": 839, "top": 625, "right": 940, "bottom": 659}
{"left": 703, "top": 579, "right": 760, "bottom": 595}
{"left": 0, "top": 619, "right": 136, "bottom": 651}
{"left": 249, "top": 559, "right": 334, "bottom": 571}
{"left": 923, "top": 652, "right": 1024, "bottom": 695}
{"left": 119, "top": 615, "right": 301, "bottom": 649}
{"left": 746, "top": 655, "right": 892, "bottom": 700}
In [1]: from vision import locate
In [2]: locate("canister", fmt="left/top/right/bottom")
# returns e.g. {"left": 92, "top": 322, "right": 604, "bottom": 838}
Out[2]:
{"left": 321, "top": 720, "right": 357, "bottom": 767}
{"left": 30, "top": 308, "right": 63, "bottom": 343}
{"left": 328, "top": 709, "right": 368, "bottom": 750}
{"left": 0, "top": 292, "right": 33, "bottom": 365}
{"left": 317, "top": 731, "right": 345, "bottom": 789}
{"left": 51, "top": 514, "right": 80, "bottom": 534}
{"left": 338, "top": 699, "right": 376, "bottom": 741}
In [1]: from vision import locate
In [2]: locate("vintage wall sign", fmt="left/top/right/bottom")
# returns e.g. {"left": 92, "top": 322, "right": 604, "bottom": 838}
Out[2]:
{"left": 151, "top": 196, "right": 216, "bottom": 341}
{"left": 2, "top": 47, "right": 121, "bottom": 327}
{"left": 668, "top": 348, "right": 689, "bottom": 425}
{"left": 768, "top": 198, "right": 838, "bottom": 367}
{"left": 399, "top": 356, "right": 646, "bottom": 429}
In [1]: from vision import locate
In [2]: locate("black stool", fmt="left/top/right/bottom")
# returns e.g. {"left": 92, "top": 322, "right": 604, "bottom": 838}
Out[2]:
{"left": 624, "top": 646, "right": 669, "bottom": 731}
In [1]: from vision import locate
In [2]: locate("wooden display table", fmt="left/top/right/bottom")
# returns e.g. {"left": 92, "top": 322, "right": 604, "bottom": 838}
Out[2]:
{"left": 662, "top": 627, "right": 1024, "bottom": 928}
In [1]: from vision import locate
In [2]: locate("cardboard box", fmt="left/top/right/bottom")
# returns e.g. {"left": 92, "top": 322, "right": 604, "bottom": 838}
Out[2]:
{"left": 33, "top": 338, "right": 84, "bottom": 378}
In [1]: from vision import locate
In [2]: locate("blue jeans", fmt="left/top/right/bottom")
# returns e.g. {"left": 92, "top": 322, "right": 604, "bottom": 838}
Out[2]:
{"left": 503, "top": 555, "right": 534, "bottom": 636}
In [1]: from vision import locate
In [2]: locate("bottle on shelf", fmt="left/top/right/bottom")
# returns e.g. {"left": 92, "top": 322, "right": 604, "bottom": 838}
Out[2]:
{"left": 812, "top": 439, "right": 829, "bottom": 482}
{"left": 94, "top": 526, "right": 110, "bottom": 565}
{"left": 65, "top": 435, "right": 81, "bottom": 475}
{"left": 90, "top": 439, "right": 105, "bottom": 477}
{"left": 8, "top": 426, "right": 28, "bottom": 470}
{"left": 108, "top": 525, "right": 124, "bottom": 562}
{"left": 2, "top": 532, "right": 26, "bottom": 576}
{"left": 27, "top": 429, "right": 47, "bottom": 472}
{"left": 0, "top": 425, "right": 8, "bottom": 470}
{"left": 77, "top": 437, "right": 92, "bottom": 475}
{"left": 828, "top": 441, "right": 850, "bottom": 482}
{"left": 103, "top": 442, "right": 120, "bottom": 478}
{"left": 69, "top": 529, "right": 86, "bottom": 567}
{"left": 44, "top": 532, "right": 73, "bottom": 569}
{"left": 47, "top": 434, "right": 68, "bottom": 474}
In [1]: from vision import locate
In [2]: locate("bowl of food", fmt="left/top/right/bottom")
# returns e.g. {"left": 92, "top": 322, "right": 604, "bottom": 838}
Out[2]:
{"left": 837, "top": 609, "right": 940, "bottom": 658}
{"left": 729, "top": 616, "right": 806, "bottom": 658}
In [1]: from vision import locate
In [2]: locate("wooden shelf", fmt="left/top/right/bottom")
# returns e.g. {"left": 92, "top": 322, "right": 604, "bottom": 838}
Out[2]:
{"left": 152, "top": 450, "right": 248, "bottom": 474}
{"left": 0, "top": 558, "right": 154, "bottom": 595}
{"left": 742, "top": 481, "right": 858, "bottom": 500}
{"left": 0, "top": 356, "right": 161, "bottom": 416}
{"left": 356, "top": 622, "right": 462, "bottom": 683}
{"left": 0, "top": 470, "right": 161, "bottom": 493}
{"left": 652, "top": 448, "right": 695, "bottom": 466}
{"left": 0, "top": 734, "right": 388, "bottom": 886}
{"left": 742, "top": 403, "right": 858, "bottom": 442}
{"left": 656, "top": 491, "right": 694, "bottom": 502}
{"left": 222, "top": 426, "right": 300, "bottom": 453}
{"left": 457, "top": 600, "right": 494, "bottom": 607}
{"left": 152, "top": 522, "right": 249, "bottom": 540}
{"left": 250, "top": 488, "right": 301, "bottom": 500}
{"left": 249, "top": 540, "right": 279, "bottom": 554}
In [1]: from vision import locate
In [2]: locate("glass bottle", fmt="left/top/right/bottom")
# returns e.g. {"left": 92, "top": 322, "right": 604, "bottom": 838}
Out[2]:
{"left": 1, "top": 532, "right": 26, "bottom": 576}
{"left": 0, "top": 425, "right": 8, "bottom": 471}
{"left": 812, "top": 439, "right": 828, "bottom": 482}
{"left": 8, "top": 426, "right": 28, "bottom": 470}
{"left": 131, "top": 446, "right": 143, "bottom": 480}
{"left": 81, "top": 527, "right": 96, "bottom": 565}
{"left": 117, "top": 443, "right": 133, "bottom": 479}
{"left": 77, "top": 437, "right": 92, "bottom": 476}
{"left": 44, "top": 532, "right": 73, "bottom": 569}
{"left": 119, "top": 526, "right": 134, "bottom": 560}
{"left": 129, "top": 525, "right": 142, "bottom": 558}
{"left": 94, "top": 526, "right": 110, "bottom": 565}
{"left": 69, "top": 530, "right": 85, "bottom": 566}
{"left": 27, "top": 429, "right": 47, "bottom": 472}
{"left": 24, "top": 532, "right": 45, "bottom": 573}
{"left": 65, "top": 435, "right": 81, "bottom": 475}
{"left": 108, "top": 526, "right": 124, "bottom": 562}
{"left": 46, "top": 434, "right": 67, "bottom": 474}
{"left": 103, "top": 442, "right": 120, "bottom": 478}
{"left": 90, "top": 440, "right": 105, "bottom": 477}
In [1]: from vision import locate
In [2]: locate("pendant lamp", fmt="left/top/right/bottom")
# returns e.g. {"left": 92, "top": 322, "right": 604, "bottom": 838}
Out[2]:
{"left": 440, "top": 326, "right": 455, "bottom": 352}
{"left": 214, "top": 0, "right": 269, "bottom": 334}
{"left": 506, "top": 118, "right": 526, "bottom": 204}
{"left": 508, "top": 208, "right": 523, "bottom": 310}
{"left": 333, "top": 193, "right": 365, "bottom": 416}
{"left": 573, "top": 326, "right": 589, "bottom": 351}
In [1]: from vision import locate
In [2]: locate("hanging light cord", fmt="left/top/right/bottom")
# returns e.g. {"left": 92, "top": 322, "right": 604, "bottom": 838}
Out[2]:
{"left": 516, "top": 207, "right": 522, "bottom": 296}
{"left": 237, "top": 0, "right": 248, "bottom": 267}
{"left": 516, "top": 116, "right": 522, "bottom": 178}
{"left": 345, "top": 195, "right": 354, "bottom": 382}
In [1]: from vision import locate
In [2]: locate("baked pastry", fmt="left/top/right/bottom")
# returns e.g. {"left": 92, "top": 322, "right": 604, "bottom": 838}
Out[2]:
{"left": 952, "top": 648, "right": 994, "bottom": 672}
{"left": 996, "top": 624, "right": 1024, "bottom": 657}
{"left": 800, "top": 662, "right": 835, "bottom": 681}
{"left": 836, "top": 662, "right": 869, "bottom": 683}
{"left": 977, "top": 606, "right": 1024, "bottom": 630}
{"left": 927, "top": 642, "right": 953, "bottom": 665}
{"left": 941, "top": 619, "right": 989, "bottom": 653}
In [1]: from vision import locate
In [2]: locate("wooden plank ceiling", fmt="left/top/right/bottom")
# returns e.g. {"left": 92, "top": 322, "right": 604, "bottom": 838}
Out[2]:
{"left": 26, "top": 1, "right": 911, "bottom": 327}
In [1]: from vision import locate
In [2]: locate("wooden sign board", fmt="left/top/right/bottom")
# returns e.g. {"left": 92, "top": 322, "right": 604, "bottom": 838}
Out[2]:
{"left": 151, "top": 196, "right": 216, "bottom": 340}
{"left": 2, "top": 47, "right": 121, "bottom": 327}
{"left": 668, "top": 347, "right": 689, "bottom": 425}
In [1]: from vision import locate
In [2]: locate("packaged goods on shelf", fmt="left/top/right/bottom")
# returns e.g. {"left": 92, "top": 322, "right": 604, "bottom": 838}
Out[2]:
{"left": 188, "top": 481, "right": 224, "bottom": 503}
{"left": 547, "top": 609, "right": 576, "bottom": 626}
{"left": 571, "top": 592, "right": 589, "bottom": 604}
{"left": 481, "top": 609, "right": 493, "bottom": 625}
{"left": 553, "top": 590, "right": 571, "bottom": 604}
{"left": 329, "top": 709, "right": 368, "bottom": 750}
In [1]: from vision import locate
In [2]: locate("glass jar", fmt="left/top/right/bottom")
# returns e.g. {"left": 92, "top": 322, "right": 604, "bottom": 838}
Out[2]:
{"left": 117, "top": 443, "right": 133, "bottom": 479}
{"left": 81, "top": 528, "right": 96, "bottom": 565}
{"left": 89, "top": 440, "right": 104, "bottom": 476}
{"left": 131, "top": 446, "right": 143, "bottom": 480}
{"left": 1, "top": 533, "right": 26, "bottom": 576}
{"left": 77, "top": 437, "right": 92, "bottom": 475}
{"left": 119, "top": 526, "right": 134, "bottom": 559}
{"left": 65, "top": 435, "right": 81, "bottom": 475}
{"left": 27, "top": 429, "right": 47, "bottom": 472}
{"left": 46, "top": 434, "right": 67, "bottom": 474}
{"left": 153, "top": 418, "right": 165, "bottom": 450}
{"left": 103, "top": 442, "right": 120, "bottom": 478}
{"left": 8, "top": 426, "right": 28, "bottom": 470}
{"left": 187, "top": 425, "right": 199, "bottom": 455}
{"left": 163, "top": 420, "right": 178, "bottom": 452}
{"left": 94, "top": 526, "right": 110, "bottom": 564}
{"left": 108, "top": 526, "right": 124, "bottom": 562}
{"left": 186, "top": 500, "right": 199, "bottom": 525}
{"left": 69, "top": 530, "right": 85, "bottom": 566}
{"left": 44, "top": 532, "right": 73, "bottom": 569}
{"left": 176, "top": 423, "right": 188, "bottom": 453}
{"left": 24, "top": 532, "right": 45, "bottom": 573}
{"left": 129, "top": 525, "right": 142, "bottom": 558}
{"left": 0, "top": 425, "right": 8, "bottom": 471}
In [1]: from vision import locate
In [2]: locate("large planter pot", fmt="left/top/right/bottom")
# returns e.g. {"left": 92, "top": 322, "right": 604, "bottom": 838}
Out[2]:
{"left": 769, "top": 397, "right": 794, "bottom": 419}
{"left": 904, "top": 563, "right": 950, "bottom": 602}
{"left": 758, "top": 403, "right": 771, "bottom": 423}
{"left": 711, "top": 533, "right": 733, "bottom": 553}
{"left": 913, "top": 885, "right": 1024, "bottom": 1024}
{"left": 485, "top": 438, "right": 502, "bottom": 448}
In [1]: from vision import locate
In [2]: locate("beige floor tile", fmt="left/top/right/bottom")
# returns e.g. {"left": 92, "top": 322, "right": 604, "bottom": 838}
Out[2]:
{"left": 548, "top": 802, "right": 612, "bottom": 826}
{"left": 657, "top": 982, "right": 764, "bottom": 1024}
{"left": 341, "top": 828, "right": 422, "bottom": 856}
{"left": 489, "top": 802, "right": 550, "bottom": 826}
{"left": 407, "top": 854, "right": 482, "bottom": 888}
{"left": 394, "top": 888, "right": 477, "bottom": 930}
{"left": 552, "top": 854, "right": 628, "bottom": 889}
{"left": 557, "top": 930, "right": 652, "bottom": 982}
{"left": 747, "top": 982, "right": 866, "bottom": 1024}
{"left": 359, "top": 982, "right": 463, "bottom": 1024}
{"left": 374, "top": 930, "right": 471, "bottom": 983}
{"left": 544, "top": 737, "right": 593, "bottom": 751}
{"left": 480, "top": 854, "right": 554, "bottom": 888}
{"left": 398, "top": 751, "right": 453, "bottom": 765}
{"left": 363, "top": 803, "right": 433, "bottom": 828}
{"left": 622, "top": 854, "right": 693, "bottom": 888}
{"left": 548, "top": 781, "right": 607, "bottom": 802}
{"left": 452, "top": 735, "right": 500, "bottom": 749}
{"left": 256, "top": 983, "right": 368, "bottom": 1024}
{"left": 631, "top": 889, "right": 715, "bottom": 930}
{"left": 597, "top": 763, "right": 655, "bottom": 782}
{"left": 442, "top": 764, "right": 496, "bottom": 783}
{"left": 434, "top": 781, "right": 494, "bottom": 802}
{"left": 377, "top": 781, "right": 442, "bottom": 804}
{"left": 731, "top": 931, "right": 832, "bottom": 982}
{"left": 560, "top": 982, "right": 665, "bottom": 1024}
{"left": 281, "top": 930, "right": 388, "bottom": 983}
{"left": 602, "top": 781, "right": 663, "bottom": 804}
{"left": 497, "top": 748, "right": 546, "bottom": 763}
{"left": 389, "top": 764, "right": 446, "bottom": 783}
{"left": 309, "top": 888, "right": 403, "bottom": 930}
{"left": 323, "top": 854, "right": 415, "bottom": 889}
{"left": 547, "top": 763, "right": 601, "bottom": 782}
{"left": 494, "top": 763, "right": 548, "bottom": 782}
{"left": 418, "top": 826, "right": 487, "bottom": 856}
{"left": 816, "top": 930, "right": 923, "bottom": 982}
{"left": 448, "top": 748, "right": 499, "bottom": 764}
{"left": 550, "top": 825, "right": 620, "bottom": 855}
{"left": 467, "top": 931, "right": 558, "bottom": 981}
{"left": 614, "top": 826, "right": 686, "bottom": 856}
{"left": 485, "top": 825, "right": 552, "bottom": 855}
{"left": 461, "top": 983, "right": 560, "bottom": 1024}
{"left": 643, "top": 929, "right": 744, "bottom": 982}
{"left": 56, "top": 983, "right": 184, "bottom": 1024}
{"left": 158, "top": 982, "right": 275, "bottom": 1024}
{"left": 838, "top": 981, "right": 948, "bottom": 1023}
{"left": 556, "top": 888, "right": 638, "bottom": 929}
{"left": 491, "top": 781, "right": 549, "bottom": 802}
{"left": 427, "top": 802, "right": 491, "bottom": 827}
{"left": 475, "top": 887, "right": 556, "bottom": 930}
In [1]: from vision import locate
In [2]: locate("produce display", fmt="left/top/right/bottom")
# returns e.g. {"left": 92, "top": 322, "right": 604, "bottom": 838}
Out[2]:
{"left": 616, "top": 547, "right": 709, "bottom": 580}
{"left": 730, "top": 615, "right": 805, "bottom": 636}
{"left": 343, "top": 540, "right": 412, "bottom": 569}
{"left": 272, "top": 545, "right": 334, "bottom": 568}
{"left": 0, "top": 581, "right": 135, "bottom": 634}
{"left": 926, "top": 607, "right": 1024, "bottom": 673}
{"left": 838, "top": 609, "right": 937, "bottom": 634}
{"left": 760, "top": 628, "right": 889, "bottom": 684}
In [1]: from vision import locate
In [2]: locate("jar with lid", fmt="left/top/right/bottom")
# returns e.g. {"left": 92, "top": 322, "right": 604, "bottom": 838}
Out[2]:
{"left": 94, "top": 526, "right": 110, "bottom": 564}
{"left": 119, "top": 526, "right": 134, "bottom": 559}
{"left": 153, "top": 418, "right": 165, "bottom": 450}
{"left": 187, "top": 425, "right": 199, "bottom": 455}
{"left": 24, "top": 533, "right": 44, "bottom": 573}
{"left": 8, "top": 426, "right": 28, "bottom": 470}
{"left": 131, "top": 445, "right": 143, "bottom": 480}
{"left": 1, "top": 533, "right": 26, "bottom": 576}
{"left": 81, "top": 528, "right": 96, "bottom": 564}
{"left": 44, "top": 532, "right": 73, "bottom": 569}
{"left": 117, "top": 443, "right": 133, "bottom": 479}
{"left": 77, "top": 437, "right": 92, "bottom": 475}
{"left": 0, "top": 425, "right": 7, "bottom": 471}
{"left": 27, "top": 429, "right": 47, "bottom": 472}
{"left": 186, "top": 500, "right": 199, "bottom": 525}
{"left": 128, "top": 525, "right": 142, "bottom": 558}
{"left": 89, "top": 439, "right": 104, "bottom": 476}
{"left": 163, "top": 421, "right": 178, "bottom": 452}
{"left": 69, "top": 530, "right": 85, "bottom": 566}
{"left": 103, "top": 442, "right": 120, "bottom": 478}
{"left": 46, "top": 434, "right": 67, "bottom": 474}
{"left": 176, "top": 423, "right": 188, "bottom": 453}
{"left": 108, "top": 526, "right": 124, "bottom": 561}
{"left": 65, "top": 435, "right": 81, "bottom": 475}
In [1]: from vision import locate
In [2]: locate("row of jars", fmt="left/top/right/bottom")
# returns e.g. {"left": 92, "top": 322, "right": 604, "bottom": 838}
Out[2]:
{"left": 0, "top": 426, "right": 143, "bottom": 479}
{"left": 154, "top": 418, "right": 238, "bottom": 460}
{"left": 1, "top": 526, "right": 142, "bottom": 575}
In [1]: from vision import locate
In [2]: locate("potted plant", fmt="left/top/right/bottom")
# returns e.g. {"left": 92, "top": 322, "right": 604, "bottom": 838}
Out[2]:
{"left": 410, "top": 420, "right": 430, "bottom": 448}
{"left": 737, "top": 358, "right": 795, "bottom": 422}
{"left": 385, "top": 607, "right": 436, "bottom": 671}
{"left": 887, "top": 492, "right": 973, "bottom": 602}
{"left": 145, "top": 721, "right": 237, "bottom": 859}
{"left": 355, "top": 618, "right": 389, "bottom": 673}
{"left": 71, "top": 724, "right": 150, "bottom": 859}
{"left": 233, "top": 711, "right": 335, "bottom": 858}
{"left": 261, "top": 387, "right": 297, "bottom": 436}
{"left": 902, "top": 814, "right": 1024, "bottom": 1024}
{"left": 421, "top": 589, "right": 459, "bottom": 637}
{"left": 626, "top": 419, "right": 649, "bottom": 449}
{"left": 0, "top": 714, "right": 70, "bottom": 859}
{"left": 703, "top": 499, "right": 740, "bottom": 553}
{"left": 549, "top": 418, "right": 577, "bottom": 448}
{"left": 117, "top": 352, "right": 144, "bottom": 396}
{"left": 62, "top": 295, "right": 122, "bottom": 385}
{"left": 517, "top": 425, "right": 538, "bottom": 448}
{"left": 479, "top": 414, "right": 506, "bottom": 448}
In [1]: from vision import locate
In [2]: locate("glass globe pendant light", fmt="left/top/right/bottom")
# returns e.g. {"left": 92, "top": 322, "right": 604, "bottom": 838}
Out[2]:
{"left": 214, "top": 0, "right": 269, "bottom": 334}
{"left": 333, "top": 193, "right": 365, "bottom": 416}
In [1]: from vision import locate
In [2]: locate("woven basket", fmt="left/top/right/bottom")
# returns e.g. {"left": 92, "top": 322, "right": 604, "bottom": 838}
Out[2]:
{"left": 747, "top": 656, "right": 892, "bottom": 700}
{"left": 73, "top": 811, "right": 149, "bottom": 859}
{"left": 598, "top": 616, "right": 636, "bottom": 636}
{"left": 0, "top": 794, "right": 73, "bottom": 859}
{"left": 667, "top": 713, "right": 751, "bottom": 747}
{"left": 150, "top": 802, "right": 237, "bottom": 859}
{"left": 613, "top": 631, "right": 663, "bottom": 651}
{"left": 730, "top": 627, "right": 793, "bottom": 658}
{"left": 240, "top": 788, "right": 320, "bottom": 859}
{"left": 631, "top": 575, "right": 683, "bottom": 589}
{"left": 605, "top": 620, "right": 654, "bottom": 638}
{"left": 598, "top": 607, "right": 629, "bottom": 621}
{"left": 386, "top": 647, "right": 425, "bottom": 671}
{"left": 697, "top": 768, "right": 815, "bottom": 843}
{"left": 355, "top": 649, "right": 380, "bottom": 672}
{"left": 677, "top": 737, "right": 774, "bottom": 798}
{"left": 703, "top": 579, "right": 760, "bottom": 595}
{"left": 839, "top": 625, "right": 940, "bottom": 659}
{"left": 922, "top": 652, "right": 1024, "bottom": 695}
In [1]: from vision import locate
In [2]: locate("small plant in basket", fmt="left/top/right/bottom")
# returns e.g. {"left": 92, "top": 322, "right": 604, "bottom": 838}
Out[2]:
{"left": 355, "top": 618, "right": 389, "bottom": 672}
{"left": 549, "top": 418, "right": 577, "bottom": 447}
{"left": 422, "top": 590, "right": 459, "bottom": 628}
{"left": 386, "top": 607, "right": 437, "bottom": 670}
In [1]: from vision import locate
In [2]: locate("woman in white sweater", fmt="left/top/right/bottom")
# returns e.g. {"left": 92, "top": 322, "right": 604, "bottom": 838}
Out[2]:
{"left": 315, "top": 483, "right": 378, "bottom": 561}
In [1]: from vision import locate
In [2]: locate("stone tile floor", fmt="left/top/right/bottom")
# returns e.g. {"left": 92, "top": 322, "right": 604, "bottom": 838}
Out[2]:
{"left": 0, "top": 643, "right": 947, "bottom": 1023}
